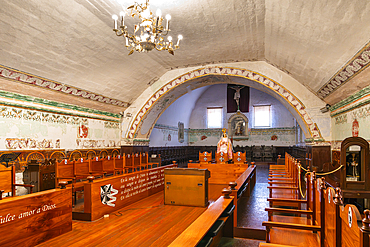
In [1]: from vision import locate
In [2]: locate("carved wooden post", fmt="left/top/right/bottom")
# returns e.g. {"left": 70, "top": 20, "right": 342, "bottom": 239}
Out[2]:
{"left": 59, "top": 181, "right": 68, "bottom": 189}
{"left": 87, "top": 176, "right": 95, "bottom": 183}
{"left": 311, "top": 171, "right": 316, "bottom": 224}
{"left": 320, "top": 178, "right": 327, "bottom": 246}
{"left": 222, "top": 188, "right": 232, "bottom": 199}
{"left": 360, "top": 210, "right": 370, "bottom": 247}
{"left": 229, "top": 182, "right": 237, "bottom": 190}
{"left": 333, "top": 186, "right": 343, "bottom": 247}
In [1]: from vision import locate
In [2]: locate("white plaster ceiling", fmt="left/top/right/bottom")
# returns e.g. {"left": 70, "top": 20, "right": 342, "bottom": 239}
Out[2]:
{"left": 1, "top": 0, "right": 370, "bottom": 112}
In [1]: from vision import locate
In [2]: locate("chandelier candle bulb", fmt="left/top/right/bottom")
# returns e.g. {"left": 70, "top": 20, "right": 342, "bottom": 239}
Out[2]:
{"left": 120, "top": 11, "right": 125, "bottom": 26}
{"left": 111, "top": 0, "right": 182, "bottom": 54}
{"left": 112, "top": 14, "right": 118, "bottom": 30}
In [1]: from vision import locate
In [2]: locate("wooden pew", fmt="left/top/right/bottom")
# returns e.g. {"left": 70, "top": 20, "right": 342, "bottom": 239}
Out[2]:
{"left": 74, "top": 163, "right": 177, "bottom": 221}
{"left": 168, "top": 190, "right": 234, "bottom": 247}
{"left": 0, "top": 164, "right": 34, "bottom": 199}
{"left": 0, "top": 182, "right": 72, "bottom": 247}
{"left": 262, "top": 176, "right": 370, "bottom": 247}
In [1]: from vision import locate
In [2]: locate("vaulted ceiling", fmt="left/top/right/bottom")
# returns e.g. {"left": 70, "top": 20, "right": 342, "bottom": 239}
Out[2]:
{"left": 1, "top": 0, "right": 370, "bottom": 113}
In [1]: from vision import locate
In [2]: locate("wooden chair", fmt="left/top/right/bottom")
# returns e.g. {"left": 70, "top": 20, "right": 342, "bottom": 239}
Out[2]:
{"left": 102, "top": 156, "right": 115, "bottom": 176}
{"left": 125, "top": 153, "right": 134, "bottom": 173}
{"left": 55, "top": 159, "right": 84, "bottom": 207}
{"left": 114, "top": 154, "right": 125, "bottom": 175}
{"left": 0, "top": 164, "right": 34, "bottom": 199}
{"left": 215, "top": 151, "right": 228, "bottom": 164}
{"left": 233, "top": 151, "right": 247, "bottom": 165}
{"left": 141, "top": 152, "right": 159, "bottom": 169}
{"left": 149, "top": 153, "right": 161, "bottom": 167}
{"left": 133, "top": 153, "right": 143, "bottom": 171}
{"left": 199, "top": 151, "right": 212, "bottom": 164}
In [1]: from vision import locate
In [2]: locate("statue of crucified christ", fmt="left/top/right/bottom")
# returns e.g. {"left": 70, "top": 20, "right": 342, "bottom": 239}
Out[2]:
{"left": 229, "top": 85, "right": 245, "bottom": 110}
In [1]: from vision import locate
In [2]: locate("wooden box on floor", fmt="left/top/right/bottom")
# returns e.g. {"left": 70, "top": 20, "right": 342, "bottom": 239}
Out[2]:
{"left": 164, "top": 168, "right": 210, "bottom": 207}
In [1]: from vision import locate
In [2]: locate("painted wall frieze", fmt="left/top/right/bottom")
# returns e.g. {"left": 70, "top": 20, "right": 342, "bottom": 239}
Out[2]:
{"left": 0, "top": 64, "right": 129, "bottom": 108}
{"left": 318, "top": 43, "right": 370, "bottom": 98}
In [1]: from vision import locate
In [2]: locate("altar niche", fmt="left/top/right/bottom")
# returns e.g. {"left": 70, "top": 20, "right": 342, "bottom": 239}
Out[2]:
{"left": 340, "top": 136, "right": 370, "bottom": 193}
{"left": 228, "top": 111, "right": 249, "bottom": 141}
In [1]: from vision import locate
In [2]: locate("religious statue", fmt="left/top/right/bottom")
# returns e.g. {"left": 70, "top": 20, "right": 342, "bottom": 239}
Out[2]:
{"left": 229, "top": 85, "right": 245, "bottom": 111}
{"left": 217, "top": 129, "right": 233, "bottom": 160}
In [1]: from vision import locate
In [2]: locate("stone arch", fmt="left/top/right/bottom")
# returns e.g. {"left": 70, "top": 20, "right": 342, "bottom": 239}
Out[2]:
{"left": 127, "top": 66, "right": 323, "bottom": 141}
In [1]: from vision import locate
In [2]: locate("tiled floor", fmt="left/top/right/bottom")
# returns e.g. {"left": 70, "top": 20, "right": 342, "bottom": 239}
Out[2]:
{"left": 219, "top": 237, "right": 263, "bottom": 247}
{"left": 237, "top": 163, "right": 269, "bottom": 229}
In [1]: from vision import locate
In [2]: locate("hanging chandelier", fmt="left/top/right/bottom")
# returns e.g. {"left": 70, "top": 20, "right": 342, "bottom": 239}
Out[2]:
{"left": 112, "top": 0, "right": 183, "bottom": 55}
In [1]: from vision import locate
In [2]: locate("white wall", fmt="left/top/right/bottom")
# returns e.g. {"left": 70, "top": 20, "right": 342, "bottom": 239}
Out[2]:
{"left": 188, "top": 84, "right": 297, "bottom": 146}
{"left": 189, "top": 85, "right": 295, "bottom": 129}
{"left": 149, "top": 86, "right": 209, "bottom": 146}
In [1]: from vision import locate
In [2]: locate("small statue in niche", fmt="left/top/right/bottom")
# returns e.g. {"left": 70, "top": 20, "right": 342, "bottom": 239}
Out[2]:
{"left": 346, "top": 152, "right": 360, "bottom": 181}
{"left": 351, "top": 153, "right": 359, "bottom": 178}
{"left": 234, "top": 121, "right": 243, "bottom": 136}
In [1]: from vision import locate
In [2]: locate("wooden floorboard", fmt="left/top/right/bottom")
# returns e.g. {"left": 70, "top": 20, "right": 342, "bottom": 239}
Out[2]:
{"left": 37, "top": 192, "right": 206, "bottom": 247}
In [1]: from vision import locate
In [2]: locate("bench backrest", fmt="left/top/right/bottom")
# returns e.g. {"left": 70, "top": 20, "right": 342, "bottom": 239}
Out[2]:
{"left": 141, "top": 152, "right": 148, "bottom": 164}
{"left": 133, "top": 153, "right": 141, "bottom": 167}
{"left": 233, "top": 151, "right": 246, "bottom": 164}
{"left": 215, "top": 151, "right": 227, "bottom": 164}
{"left": 114, "top": 155, "right": 125, "bottom": 170}
{"left": 125, "top": 153, "right": 134, "bottom": 168}
{"left": 74, "top": 158, "right": 90, "bottom": 175}
{"left": 102, "top": 156, "right": 115, "bottom": 173}
{"left": 90, "top": 157, "right": 103, "bottom": 173}
{"left": 0, "top": 165, "right": 14, "bottom": 195}
{"left": 199, "top": 151, "right": 212, "bottom": 163}
{"left": 55, "top": 159, "right": 75, "bottom": 187}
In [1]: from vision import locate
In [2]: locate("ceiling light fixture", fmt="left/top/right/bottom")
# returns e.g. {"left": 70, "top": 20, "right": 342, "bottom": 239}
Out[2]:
{"left": 112, "top": 0, "right": 183, "bottom": 55}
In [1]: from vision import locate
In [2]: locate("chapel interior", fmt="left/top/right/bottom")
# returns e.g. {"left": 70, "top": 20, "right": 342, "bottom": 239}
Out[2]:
{"left": 1, "top": 0, "right": 370, "bottom": 247}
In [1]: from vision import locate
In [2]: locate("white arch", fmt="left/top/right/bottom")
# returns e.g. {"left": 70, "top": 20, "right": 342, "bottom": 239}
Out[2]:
{"left": 126, "top": 66, "right": 325, "bottom": 142}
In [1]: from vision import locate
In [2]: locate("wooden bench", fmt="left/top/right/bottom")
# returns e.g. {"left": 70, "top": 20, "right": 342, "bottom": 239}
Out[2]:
{"left": 73, "top": 163, "right": 178, "bottom": 221}
{"left": 262, "top": 174, "right": 370, "bottom": 246}
{"left": 0, "top": 164, "right": 34, "bottom": 199}
{"left": 169, "top": 190, "right": 234, "bottom": 247}
{"left": 0, "top": 182, "right": 72, "bottom": 247}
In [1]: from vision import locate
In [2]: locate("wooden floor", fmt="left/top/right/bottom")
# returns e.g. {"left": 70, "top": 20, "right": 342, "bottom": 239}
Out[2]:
{"left": 37, "top": 183, "right": 227, "bottom": 247}
{"left": 37, "top": 162, "right": 320, "bottom": 247}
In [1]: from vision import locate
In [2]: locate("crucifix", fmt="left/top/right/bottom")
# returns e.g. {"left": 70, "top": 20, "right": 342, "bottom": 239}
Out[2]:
{"left": 229, "top": 85, "right": 245, "bottom": 111}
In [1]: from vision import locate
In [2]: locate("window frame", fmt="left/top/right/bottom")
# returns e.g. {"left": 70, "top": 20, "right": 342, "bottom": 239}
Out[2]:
{"left": 207, "top": 107, "right": 223, "bottom": 129}
{"left": 253, "top": 105, "right": 271, "bottom": 128}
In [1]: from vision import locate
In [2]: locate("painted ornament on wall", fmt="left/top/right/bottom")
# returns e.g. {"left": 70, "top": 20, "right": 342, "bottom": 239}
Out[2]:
{"left": 78, "top": 125, "right": 89, "bottom": 138}
{"left": 352, "top": 119, "right": 359, "bottom": 137}
{"left": 168, "top": 134, "right": 171, "bottom": 141}
{"left": 271, "top": 135, "right": 278, "bottom": 141}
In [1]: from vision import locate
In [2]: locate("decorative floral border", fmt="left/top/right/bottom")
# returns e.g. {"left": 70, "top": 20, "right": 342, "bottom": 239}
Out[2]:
{"left": 0, "top": 106, "right": 119, "bottom": 129}
{"left": 0, "top": 64, "right": 129, "bottom": 107}
{"left": 128, "top": 67, "right": 321, "bottom": 140}
{"left": 318, "top": 43, "right": 370, "bottom": 98}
